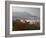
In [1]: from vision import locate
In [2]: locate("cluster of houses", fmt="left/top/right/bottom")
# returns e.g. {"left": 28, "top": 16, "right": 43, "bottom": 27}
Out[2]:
{"left": 13, "top": 12, "right": 40, "bottom": 24}
{"left": 20, "top": 18, "right": 40, "bottom": 24}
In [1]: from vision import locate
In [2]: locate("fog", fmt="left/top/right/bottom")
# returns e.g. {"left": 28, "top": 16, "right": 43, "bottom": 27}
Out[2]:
{"left": 12, "top": 7, "right": 40, "bottom": 17}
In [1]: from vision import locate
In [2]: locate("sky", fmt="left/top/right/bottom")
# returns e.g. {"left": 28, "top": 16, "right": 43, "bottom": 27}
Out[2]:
{"left": 12, "top": 6, "right": 40, "bottom": 17}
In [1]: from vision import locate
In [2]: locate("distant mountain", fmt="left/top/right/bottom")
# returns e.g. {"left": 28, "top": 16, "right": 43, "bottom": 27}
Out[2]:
{"left": 12, "top": 12, "right": 39, "bottom": 20}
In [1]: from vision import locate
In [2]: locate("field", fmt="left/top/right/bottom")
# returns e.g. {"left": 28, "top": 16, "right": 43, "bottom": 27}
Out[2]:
{"left": 12, "top": 19, "right": 40, "bottom": 31}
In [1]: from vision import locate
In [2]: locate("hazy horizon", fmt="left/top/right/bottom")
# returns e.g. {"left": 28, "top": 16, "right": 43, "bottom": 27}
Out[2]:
{"left": 12, "top": 7, "right": 40, "bottom": 17}
{"left": 12, "top": 7, "right": 40, "bottom": 20}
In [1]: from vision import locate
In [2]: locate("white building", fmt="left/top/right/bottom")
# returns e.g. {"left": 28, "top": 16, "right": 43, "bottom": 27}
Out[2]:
{"left": 20, "top": 19, "right": 40, "bottom": 24}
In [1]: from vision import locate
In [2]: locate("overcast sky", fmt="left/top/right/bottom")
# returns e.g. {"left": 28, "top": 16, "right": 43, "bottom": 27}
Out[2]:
{"left": 12, "top": 6, "right": 40, "bottom": 17}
